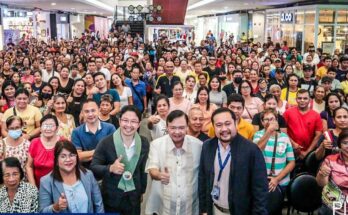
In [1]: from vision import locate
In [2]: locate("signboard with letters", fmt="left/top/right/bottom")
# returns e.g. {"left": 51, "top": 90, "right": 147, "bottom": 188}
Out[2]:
{"left": 280, "top": 12, "right": 294, "bottom": 23}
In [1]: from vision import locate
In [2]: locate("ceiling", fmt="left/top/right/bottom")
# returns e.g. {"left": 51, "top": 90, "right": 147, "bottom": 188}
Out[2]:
{"left": 186, "top": 0, "right": 310, "bottom": 17}
{"left": 0, "top": 0, "right": 146, "bottom": 16}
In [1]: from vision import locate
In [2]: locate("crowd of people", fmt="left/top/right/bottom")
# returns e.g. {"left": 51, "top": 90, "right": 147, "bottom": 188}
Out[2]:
{"left": 0, "top": 22, "right": 348, "bottom": 215}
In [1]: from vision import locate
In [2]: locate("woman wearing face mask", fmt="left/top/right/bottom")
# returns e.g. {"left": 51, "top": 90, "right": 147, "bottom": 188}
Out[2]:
{"left": 0, "top": 116, "right": 30, "bottom": 176}
{"left": 2, "top": 88, "right": 42, "bottom": 140}
{"left": 35, "top": 84, "right": 54, "bottom": 115}
{"left": 252, "top": 94, "right": 287, "bottom": 133}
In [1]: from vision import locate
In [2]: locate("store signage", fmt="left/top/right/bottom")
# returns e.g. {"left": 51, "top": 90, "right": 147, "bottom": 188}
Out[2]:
{"left": 280, "top": 12, "right": 293, "bottom": 23}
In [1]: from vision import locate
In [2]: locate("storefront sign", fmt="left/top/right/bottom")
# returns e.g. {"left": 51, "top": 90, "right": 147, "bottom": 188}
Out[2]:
{"left": 280, "top": 12, "right": 293, "bottom": 23}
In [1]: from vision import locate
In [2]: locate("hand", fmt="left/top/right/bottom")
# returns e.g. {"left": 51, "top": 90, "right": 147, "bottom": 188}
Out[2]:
{"left": 322, "top": 139, "right": 333, "bottom": 150}
{"left": 149, "top": 115, "right": 161, "bottom": 124}
{"left": 299, "top": 150, "right": 308, "bottom": 160}
{"left": 319, "top": 162, "right": 331, "bottom": 177}
{"left": 292, "top": 142, "right": 304, "bottom": 152}
{"left": 268, "top": 177, "right": 279, "bottom": 192}
{"left": 47, "top": 99, "right": 54, "bottom": 109}
{"left": 66, "top": 96, "right": 73, "bottom": 103}
{"left": 109, "top": 155, "right": 125, "bottom": 175}
{"left": 266, "top": 121, "right": 279, "bottom": 133}
{"left": 160, "top": 167, "right": 170, "bottom": 185}
{"left": 54, "top": 193, "right": 68, "bottom": 212}
{"left": 22, "top": 133, "right": 31, "bottom": 140}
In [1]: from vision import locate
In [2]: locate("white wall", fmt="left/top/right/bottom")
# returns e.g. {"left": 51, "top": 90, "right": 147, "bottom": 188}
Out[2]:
{"left": 252, "top": 13, "right": 265, "bottom": 43}
{"left": 70, "top": 14, "right": 85, "bottom": 39}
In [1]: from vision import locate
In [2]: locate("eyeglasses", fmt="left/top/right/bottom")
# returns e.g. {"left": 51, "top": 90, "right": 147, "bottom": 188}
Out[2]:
{"left": 59, "top": 153, "right": 77, "bottom": 161}
{"left": 241, "top": 86, "right": 251, "bottom": 90}
{"left": 41, "top": 124, "right": 56, "bottom": 129}
{"left": 262, "top": 118, "right": 276, "bottom": 122}
{"left": 120, "top": 118, "right": 139, "bottom": 126}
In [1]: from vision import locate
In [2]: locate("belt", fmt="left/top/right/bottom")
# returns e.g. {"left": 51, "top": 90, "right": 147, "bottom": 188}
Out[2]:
{"left": 214, "top": 203, "right": 230, "bottom": 214}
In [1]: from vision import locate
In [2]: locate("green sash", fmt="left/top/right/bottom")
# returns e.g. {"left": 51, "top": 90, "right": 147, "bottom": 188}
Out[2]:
{"left": 113, "top": 128, "right": 142, "bottom": 192}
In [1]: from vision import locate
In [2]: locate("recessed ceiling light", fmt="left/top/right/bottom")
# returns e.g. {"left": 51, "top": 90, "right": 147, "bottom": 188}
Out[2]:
{"left": 51, "top": 2, "right": 56, "bottom": 6}
{"left": 93, "top": 11, "right": 97, "bottom": 13}
{"left": 224, "top": 6, "right": 228, "bottom": 9}
{"left": 71, "top": 8, "right": 75, "bottom": 10}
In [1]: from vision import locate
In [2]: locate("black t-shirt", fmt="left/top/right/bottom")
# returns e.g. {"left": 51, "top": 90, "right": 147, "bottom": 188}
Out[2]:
{"left": 100, "top": 115, "right": 119, "bottom": 129}
{"left": 222, "top": 83, "right": 238, "bottom": 96}
{"left": 336, "top": 68, "right": 348, "bottom": 82}
{"left": 58, "top": 78, "right": 74, "bottom": 95}
{"left": 32, "top": 82, "right": 47, "bottom": 94}
{"left": 252, "top": 113, "right": 287, "bottom": 130}
{"left": 67, "top": 95, "right": 87, "bottom": 126}
{"left": 203, "top": 66, "right": 221, "bottom": 79}
{"left": 155, "top": 74, "right": 181, "bottom": 97}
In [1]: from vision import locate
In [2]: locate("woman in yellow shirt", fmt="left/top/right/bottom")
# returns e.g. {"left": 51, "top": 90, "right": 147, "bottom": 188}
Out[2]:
{"left": 281, "top": 74, "right": 299, "bottom": 108}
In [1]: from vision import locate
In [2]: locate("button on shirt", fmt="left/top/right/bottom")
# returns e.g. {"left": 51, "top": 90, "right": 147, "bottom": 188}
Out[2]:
{"left": 145, "top": 135, "right": 202, "bottom": 215}
{"left": 213, "top": 141, "right": 231, "bottom": 209}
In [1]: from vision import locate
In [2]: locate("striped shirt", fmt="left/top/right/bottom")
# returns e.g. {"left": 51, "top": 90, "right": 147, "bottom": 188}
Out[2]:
{"left": 253, "top": 130, "right": 295, "bottom": 185}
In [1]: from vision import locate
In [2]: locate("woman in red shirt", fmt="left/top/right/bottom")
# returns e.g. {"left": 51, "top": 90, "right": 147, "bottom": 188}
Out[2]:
{"left": 26, "top": 114, "right": 63, "bottom": 187}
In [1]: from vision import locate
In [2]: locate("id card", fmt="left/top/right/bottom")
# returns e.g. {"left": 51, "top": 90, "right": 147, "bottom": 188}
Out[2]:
{"left": 211, "top": 185, "right": 220, "bottom": 200}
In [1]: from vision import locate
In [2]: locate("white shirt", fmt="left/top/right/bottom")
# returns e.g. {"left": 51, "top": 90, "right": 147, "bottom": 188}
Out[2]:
{"left": 41, "top": 69, "right": 59, "bottom": 82}
{"left": 145, "top": 135, "right": 202, "bottom": 215}
{"left": 98, "top": 67, "right": 111, "bottom": 81}
{"left": 150, "top": 118, "right": 167, "bottom": 140}
{"left": 124, "top": 138, "right": 136, "bottom": 159}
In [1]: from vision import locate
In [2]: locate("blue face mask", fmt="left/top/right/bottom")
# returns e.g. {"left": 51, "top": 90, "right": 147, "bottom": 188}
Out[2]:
{"left": 8, "top": 129, "right": 22, "bottom": 140}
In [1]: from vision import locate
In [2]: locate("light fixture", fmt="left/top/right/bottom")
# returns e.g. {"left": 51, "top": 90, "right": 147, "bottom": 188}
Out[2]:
{"left": 128, "top": 16, "right": 134, "bottom": 21}
{"left": 148, "top": 15, "right": 154, "bottom": 21}
{"left": 128, "top": 5, "right": 135, "bottom": 12}
{"left": 156, "top": 5, "right": 162, "bottom": 12}
{"left": 84, "top": 0, "right": 114, "bottom": 12}
{"left": 137, "top": 15, "right": 143, "bottom": 21}
{"left": 51, "top": 2, "right": 56, "bottom": 6}
{"left": 136, "top": 5, "right": 143, "bottom": 12}
{"left": 156, "top": 16, "right": 162, "bottom": 22}
{"left": 187, "top": 0, "right": 215, "bottom": 10}
{"left": 148, "top": 5, "right": 154, "bottom": 12}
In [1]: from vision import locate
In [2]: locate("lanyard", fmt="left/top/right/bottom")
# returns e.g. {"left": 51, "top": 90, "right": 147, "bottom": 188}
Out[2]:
{"left": 217, "top": 145, "right": 231, "bottom": 182}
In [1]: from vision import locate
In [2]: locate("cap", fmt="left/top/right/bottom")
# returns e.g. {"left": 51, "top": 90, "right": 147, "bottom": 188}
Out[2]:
{"left": 321, "top": 76, "right": 333, "bottom": 83}
{"left": 130, "top": 52, "right": 139, "bottom": 57}
{"left": 274, "top": 58, "right": 281, "bottom": 62}
{"left": 303, "top": 64, "right": 313, "bottom": 71}
{"left": 275, "top": 68, "right": 284, "bottom": 73}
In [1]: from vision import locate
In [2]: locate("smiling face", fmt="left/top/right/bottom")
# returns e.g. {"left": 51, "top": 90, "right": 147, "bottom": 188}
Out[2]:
{"left": 58, "top": 148, "right": 77, "bottom": 174}
{"left": 188, "top": 109, "right": 204, "bottom": 133}
{"left": 53, "top": 97, "right": 67, "bottom": 113}
{"left": 213, "top": 111, "right": 237, "bottom": 144}
{"left": 167, "top": 115, "right": 187, "bottom": 146}
{"left": 119, "top": 111, "right": 140, "bottom": 137}
{"left": 40, "top": 118, "right": 58, "bottom": 138}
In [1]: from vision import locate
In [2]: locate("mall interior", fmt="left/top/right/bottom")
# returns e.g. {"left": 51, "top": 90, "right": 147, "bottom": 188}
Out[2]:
{"left": 0, "top": 0, "right": 348, "bottom": 215}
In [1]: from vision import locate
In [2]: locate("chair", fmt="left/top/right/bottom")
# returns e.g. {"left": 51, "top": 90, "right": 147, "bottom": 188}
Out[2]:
{"left": 287, "top": 173, "right": 322, "bottom": 215}
{"left": 304, "top": 151, "right": 322, "bottom": 176}
{"left": 267, "top": 185, "right": 284, "bottom": 215}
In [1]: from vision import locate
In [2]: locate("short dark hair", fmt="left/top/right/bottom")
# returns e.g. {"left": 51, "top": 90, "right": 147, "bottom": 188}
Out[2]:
{"left": 166, "top": 110, "right": 188, "bottom": 126}
{"left": 82, "top": 98, "right": 99, "bottom": 110}
{"left": 171, "top": 81, "right": 183, "bottom": 90}
{"left": 0, "top": 157, "right": 25, "bottom": 184}
{"left": 14, "top": 88, "right": 30, "bottom": 98}
{"left": 227, "top": 93, "right": 245, "bottom": 107}
{"left": 260, "top": 109, "right": 278, "bottom": 121}
{"left": 327, "top": 67, "right": 337, "bottom": 74}
{"left": 93, "top": 72, "right": 105, "bottom": 80}
{"left": 40, "top": 114, "right": 59, "bottom": 127}
{"left": 208, "top": 76, "right": 221, "bottom": 92}
{"left": 297, "top": 88, "right": 310, "bottom": 98}
{"left": 119, "top": 105, "right": 142, "bottom": 122}
{"left": 211, "top": 107, "right": 236, "bottom": 124}
{"left": 155, "top": 94, "right": 170, "bottom": 109}
{"left": 52, "top": 140, "right": 85, "bottom": 182}
{"left": 6, "top": 116, "right": 24, "bottom": 128}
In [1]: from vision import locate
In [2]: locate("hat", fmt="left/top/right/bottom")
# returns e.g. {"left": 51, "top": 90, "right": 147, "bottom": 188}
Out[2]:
{"left": 321, "top": 76, "right": 333, "bottom": 83}
{"left": 303, "top": 64, "right": 313, "bottom": 71}
{"left": 274, "top": 58, "right": 281, "bottom": 62}
{"left": 275, "top": 68, "right": 284, "bottom": 73}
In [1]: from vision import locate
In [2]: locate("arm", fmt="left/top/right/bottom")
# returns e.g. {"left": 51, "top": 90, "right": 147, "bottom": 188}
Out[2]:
{"left": 27, "top": 120, "right": 41, "bottom": 140}
{"left": 1, "top": 121, "right": 7, "bottom": 137}
{"left": 88, "top": 171, "right": 104, "bottom": 213}
{"left": 322, "top": 119, "right": 328, "bottom": 132}
{"left": 305, "top": 130, "right": 322, "bottom": 155}
{"left": 39, "top": 177, "right": 55, "bottom": 213}
{"left": 110, "top": 101, "right": 120, "bottom": 116}
{"left": 273, "top": 160, "right": 295, "bottom": 183}
{"left": 128, "top": 96, "right": 133, "bottom": 105}
{"left": 251, "top": 146, "right": 268, "bottom": 215}
{"left": 26, "top": 154, "right": 36, "bottom": 186}
{"left": 316, "top": 159, "right": 331, "bottom": 187}
{"left": 77, "top": 149, "right": 95, "bottom": 162}
{"left": 255, "top": 130, "right": 272, "bottom": 150}
{"left": 315, "top": 141, "right": 326, "bottom": 160}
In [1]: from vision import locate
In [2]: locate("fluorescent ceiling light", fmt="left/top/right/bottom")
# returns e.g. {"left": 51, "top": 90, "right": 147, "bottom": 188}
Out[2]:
{"left": 187, "top": 0, "right": 216, "bottom": 11}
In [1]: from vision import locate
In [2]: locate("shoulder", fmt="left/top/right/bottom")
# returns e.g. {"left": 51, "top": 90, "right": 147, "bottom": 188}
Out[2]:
{"left": 157, "top": 74, "right": 167, "bottom": 81}
{"left": 185, "top": 135, "right": 203, "bottom": 146}
{"left": 40, "top": 173, "right": 53, "bottom": 185}
{"left": 202, "top": 137, "right": 218, "bottom": 150}
{"left": 20, "top": 181, "right": 38, "bottom": 193}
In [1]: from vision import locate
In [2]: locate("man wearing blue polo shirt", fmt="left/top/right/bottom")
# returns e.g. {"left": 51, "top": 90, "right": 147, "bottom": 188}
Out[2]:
{"left": 72, "top": 99, "right": 116, "bottom": 168}
{"left": 125, "top": 67, "right": 147, "bottom": 113}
